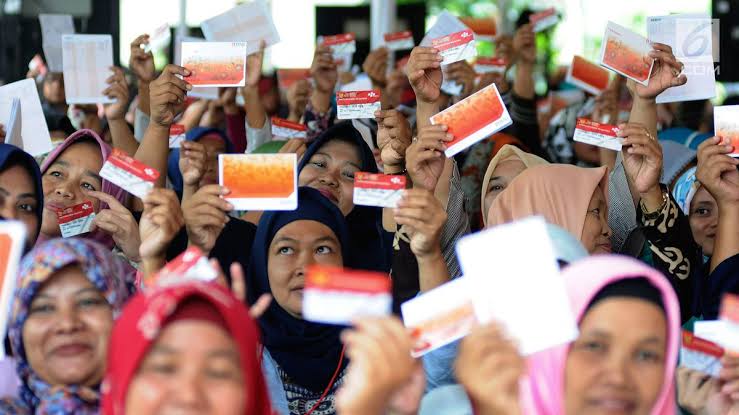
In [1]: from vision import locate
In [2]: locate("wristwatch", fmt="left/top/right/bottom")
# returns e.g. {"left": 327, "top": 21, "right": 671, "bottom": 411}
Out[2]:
{"left": 640, "top": 185, "right": 668, "bottom": 220}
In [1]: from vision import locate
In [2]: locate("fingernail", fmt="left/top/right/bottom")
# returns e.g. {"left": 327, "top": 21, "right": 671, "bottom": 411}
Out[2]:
{"left": 186, "top": 83, "right": 193, "bottom": 91}
{"left": 184, "top": 69, "right": 192, "bottom": 76}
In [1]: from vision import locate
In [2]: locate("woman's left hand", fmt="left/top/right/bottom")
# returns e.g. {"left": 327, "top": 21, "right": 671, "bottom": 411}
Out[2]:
{"left": 85, "top": 190, "right": 141, "bottom": 263}
{"left": 628, "top": 42, "right": 687, "bottom": 100}
{"left": 618, "top": 122, "right": 663, "bottom": 195}
{"left": 394, "top": 188, "right": 447, "bottom": 260}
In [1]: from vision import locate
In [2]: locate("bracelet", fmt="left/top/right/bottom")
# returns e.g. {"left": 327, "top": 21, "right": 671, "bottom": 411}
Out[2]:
{"left": 640, "top": 186, "right": 668, "bottom": 219}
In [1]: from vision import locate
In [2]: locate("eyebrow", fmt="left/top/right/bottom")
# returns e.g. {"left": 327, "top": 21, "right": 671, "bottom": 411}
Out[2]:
{"left": 314, "top": 236, "right": 339, "bottom": 245}
{"left": 208, "top": 349, "right": 241, "bottom": 362}
{"left": 315, "top": 151, "right": 362, "bottom": 170}
{"left": 0, "top": 186, "right": 37, "bottom": 200}
{"left": 33, "top": 287, "right": 102, "bottom": 300}
{"left": 638, "top": 337, "right": 664, "bottom": 345}
{"left": 51, "top": 160, "right": 102, "bottom": 183}
{"left": 274, "top": 235, "right": 339, "bottom": 245}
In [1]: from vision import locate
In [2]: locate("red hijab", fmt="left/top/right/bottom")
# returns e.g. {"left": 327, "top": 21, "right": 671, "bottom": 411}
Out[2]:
{"left": 100, "top": 282, "right": 272, "bottom": 415}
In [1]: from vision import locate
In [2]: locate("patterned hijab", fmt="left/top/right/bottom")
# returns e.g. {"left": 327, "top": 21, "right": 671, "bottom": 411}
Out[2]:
{"left": 0, "top": 238, "right": 132, "bottom": 415}
{"left": 671, "top": 166, "right": 700, "bottom": 215}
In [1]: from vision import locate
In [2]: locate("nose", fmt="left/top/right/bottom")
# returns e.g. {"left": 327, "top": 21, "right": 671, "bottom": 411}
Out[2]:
{"left": 172, "top": 371, "right": 207, "bottom": 411}
{"left": 601, "top": 215, "right": 612, "bottom": 238}
{"left": 54, "top": 305, "right": 84, "bottom": 334}
{"left": 601, "top": 353, "right": 630, "bottom": 388}
{"left": 54, "top": 183, "right": 74, "bottom": 200}
{"left": 318, "top": 169, "right": 339, "bottom": 188}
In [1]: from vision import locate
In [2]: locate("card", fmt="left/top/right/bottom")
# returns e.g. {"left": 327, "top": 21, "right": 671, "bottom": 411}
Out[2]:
{"left": 712, "top": 106, "right": 739, "bottom": 157}
{"left": 175, "top": 36, "right": 222, "bottom": 100}
{"left": 145, "top": 246, "right": 218, "bottom": 289}
{"left": 0, "top": 79, "right": 53, "bottom": 156}
{"left": 566, "top": 56, "right": 610, "bottom": 96}
{"left": 530, "top": 8, "right": 559, "bottom": 32}
{"left": 431, "top": 29, "right": 477, "bottom": 66}
{"left": 4, "top": 99, "right": 22, "bottom": 150}
{"left": 57, "top": 201, "right": 96, "bottom": 238}
{"left": 62, "top": 34, "right": 115, "bottom": 104}
{"left": 647, "top": 14, "right": 716, "bottom": 104}
{"left": 384, "top": 31, "right": 415, "bottom": 51}
{"left": 28, "top": 54, "right": 48, "bottom": 77}
{"left": 680, "top": 330, "right": 724, "bottom": 377}
{"left": 334, "top": 52, "right": 354, "bottom": 74}
{"left": 99, "top": 148, "right": 160, "bottom": 199}
{"left": 456, "top": 216, "right": 578, "bottom": 355}
{"left": 460, "top": 17, "right": 497, "bottom": 42}
{"left": 695, "top": 320, "right": 739, "bottom": 353}
{"left": 169, "top": 124, "right": 186, "bottom": 148}
{"left": 402, "top": 277, "right": 477, "bottom": 357}
{"left": 599, "top": 21, "right": 654, "bottom": 86}
{"left": 277, "top": 68, "right": 311, "bottom": 91}
{"left": 475, "top": 57, "right": 508, "bottom": 74}
{"left": 303, "top": 265, "right": 392, "bottom": 325}
{"left": 144, "top": 23, "right": 171, "bottom": 53}
{"left": 219, "top": 153, "right": 297, "bottom": 211}
{"left": 180, "top": 42, "right": 247, "bottom": 87}
{"left": 431, "top": 83, "right": 512, "bottom": 158}
{"left": 573, "top": 118, "right": 623, "bottom": 151}
{"left": 39, "top": 14, "right": 75, "bottom": 72}
{"left": 319, "top": 33, "right": 357, "bottom": 55}
{"left": 0, "top": 221, "right": 26, "bottom": 358}
{"left": 271, "top": 117, "right": 307, "bottom": 140}
{"left": 336, "top": 90, "right": 381, "bottom": 120}
{"left": 353, "top": 172, "right": 406, "bottom": 208}
{"left": 420, "top": 11, "right": 469, "bottom": 47}
{"left": 200, "top": 0, "right": 280, "bottom": 55}
{"left": 440, "top": 68, "right": 463, "bottom": 96}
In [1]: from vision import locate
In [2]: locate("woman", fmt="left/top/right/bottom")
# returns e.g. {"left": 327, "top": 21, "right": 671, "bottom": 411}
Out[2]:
{"left": 101, "top": 282, "right": 272, "bottom": 415}
{"left": 487, "top": 164, "right": 612, "bottom": 254}
{"left": 455, "top": 255, "right": 681, "bottom": 415}
{"left": 0, "top": 238, "right": 132, "bottom": 414}
{"left": 0, "top": 144, "right": 43, "bottom": 251}
{"left": 247, "top": 187, "right": 357, "bottom": 414}
{"left": 167, "top": 127, "right": 233, "bottom": 196}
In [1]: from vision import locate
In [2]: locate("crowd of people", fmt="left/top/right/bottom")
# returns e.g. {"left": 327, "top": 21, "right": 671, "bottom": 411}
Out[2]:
{"left": 0, "top": 5, "right": 737, "bottom": 415}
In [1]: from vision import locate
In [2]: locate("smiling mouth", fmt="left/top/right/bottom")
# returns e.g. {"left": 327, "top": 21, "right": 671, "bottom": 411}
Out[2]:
{"left": 51, "top": 343, "right": 92, "bottom": 357}
{"left": 316, "top": 188, "right": 338, "bottom": 203}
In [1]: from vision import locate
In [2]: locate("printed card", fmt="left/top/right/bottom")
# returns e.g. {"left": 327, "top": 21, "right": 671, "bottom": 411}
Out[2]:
{"left": 713, "top": 106, "right": 739, "bottom": 157}
{"left": 0, "top": 79, "right": 53, "bottom": 156}
{"left": 431, "top": 83, "right": 512, "bottom": 158}
{"left": 573, "top": 118, "right": 623, "bottom": 151}
{"left": 169, "top": 124, "right": 186, "bottom": 148}
{"left": 402, "top": 277, "right": 477, "bottom": 357}
{"left": 599, "top": 21, "right": 654, "bottom": 86}
{"left": 303, "top": 265, "right": 392, "bottom": 325}
{"left": 567, "top": 55, "right": 611, "bottom": 96}
{"left": 336, "top": 90, "right": 381, "bottom": 120}
{"left": 431, "top": 29, "right": 477, "bottom": 66}
{"left": 694, "top": 320, "right": 737, "bottom": 349}
{"left": 62, "top": 35, "right": 115, "bottom": 104}
{"left": 4, "top": 99, "right": 22, "bottom": 150}
{"left": 0, "top": 221, "right": 26, "bottom": 358}
{"left": 475, "top": 57, "right": 508, "bottom": 74}
{"left": 680, "top": 330, "right": 724, "bottom": 377}
{"left": 200, "top": 0, "right": 280, "bottom": 55}
{"left": 353, "top": 172, "right": 406, "bottom": 208}
{"left": 271, "top": 117, "right": 307, "bottom": 140}
{"left": 277, "top": 68, "right": 311, "bottom": 91}
{"left": 146, "top": 246, "right": 218, "bottom": 289}
{"left": 460, "top": 17, "right": 497, "bottom": 42}
{"left": 180, "top": 42, "right": 247, "bottom": 87}
{"left": 384, "top": 31, "right": 415, "bottom": 51}
{"left": 456, "top": 216, "right": 578, "bottom": 355}
{"left": 420, "top": 11, "right": 469, "bottom": 48}
{"left": 57, "top": 201, "right": 96, "bottom": 238}
{"left": 530, "top": 8, "right": 559, "bottom": 32}
{"left": 319, "top": 33, "right": 357, "bottom": 55}
{"left": 39, "top": 14, "right": 75, "bottom": 72}
{"left": 219, "top": 153, "right": 297, "bottom": 211}
{"left": 144, "top": 23, "right": 171, "bottom": 53}
{"left": 99, "top": 148, "right": 160, "bottom": 199}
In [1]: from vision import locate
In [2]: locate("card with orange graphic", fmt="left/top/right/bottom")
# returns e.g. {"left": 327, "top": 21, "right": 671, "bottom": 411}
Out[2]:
{"left": 567, "top": 55, "right": 610, "bottom": 95}
{"left": 180, "top": 42, "right": 247, "bottom": 87}
{"left": 0, "top": 221, "right": 27, "bottom": 358}
{"left": 713, "top": 105, "right": 739, "bottom": 157}
{"left": 219, "top": 153, "right": 297, "bottom": 210}
{"left": 599, "top": 21, "right": 653, "bottom": 86}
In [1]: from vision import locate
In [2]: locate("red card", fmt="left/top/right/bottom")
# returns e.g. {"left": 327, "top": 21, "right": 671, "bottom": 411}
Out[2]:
{"left": 354, "top": 172, "right": 406, "bottom": 190}
{"left": 277, "top": 68, "right": 311, "bottom": 90}
{"left": 146, "top": 246, "right": 218, "bottom": 288}
{"left": 271, "top": 117, "right": 306, "bottom": 132}
{"left": 475, "top": 57, "right": 508, "bottom": 74}
{"left": 271, "top": 116, "right": 307, "bottom": 139}
{"left": 336, "top": 90, "right": 381, "bottom": 105}
{"left": 321, "top": 33, "right": 356, "bottom": 47}
{"left": 105, "top": 148, "right": 160, "bottom": 182}
{"left": 170, "top": 124, "right": 185, "bottom": 136}
{"left": 56, "top": 201, "right": 94, "bottom": 224}
{"left": 384, "top": 30, "right": 413, "bottom": 42}
{"left": 530, "top": 8, "right": 559, "bottom": 32}
{"left": 682, "top": 330, "right": 725, "bottom": 358}
{"left": 336, "top": 90, "right": 382, "bottom": 119}
{"left": 306, "top": 265, "right": 391, "bottom": 294}
{"left": 567, "top": 55, "right": 610, "bottom": 95}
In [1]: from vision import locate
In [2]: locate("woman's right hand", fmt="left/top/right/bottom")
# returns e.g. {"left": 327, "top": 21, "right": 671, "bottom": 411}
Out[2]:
{"left": 696, "top": 136, "right": 739, "bottom": 206}
{"left": 405, "top": 46, "right": 443, "bottom": 104}
{"left": 129, "top": 34, "right": 156, "bottom": 83}
{"left": 139, "top": 188, "right": 185, "bottom": 261}
{"left": 149, "top": 64, "right": 192, "bottom": 127}
{"left": 405, "top": 124, "right": 452, "bottom": 191}
{"left": 181, "top": 184, "right": 233, "bottom": 253}
{"left": 179, "top": 140, "right": 207, "bottom": 188}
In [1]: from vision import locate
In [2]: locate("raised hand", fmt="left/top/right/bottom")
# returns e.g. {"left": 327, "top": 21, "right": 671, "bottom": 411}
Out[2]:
{"left": 618, "top": 123, "right": 663, "bottom": 195}
{"left": 179, "top": 140, "right": 207, "bottom": 188}
{"left": 103, "top": 66, "right": 130, "bottom": 121}
{"left": 287, "top": 79, "right": 312, "bottom": 121}
{"left": 246, "top": 41, "right": 266, "bottom": 88}
{"left": 139, "top": 188, "right": 184, "bottom": 260}
{"left": 628, "top": 42, "right": 687, "bottom": 100}
{"left": 210, "top": 259, "right": 272, "bottom": 318}
{"left": 181, "top": 184, "right": 232, "bottom": 253}
{"left": 149, "top": 64, "right": 192, "bottom": 127}
{"left": 129, "top": 34, "right": 156, "bottom": 83}
{"left": 376, "top": 109, "right": 412, "bottom": 172}
{"left": 696, "top": 136, "right": 739, "bottom": 205}
{"left": 85, "top": 190, "right": 140, "bottom": 263}
{"left": 405, "top": 46, "right": 443, "bottom": 104}
{"left": 405, "top": 124, "right": 452, "bottom": 191}
{"left": 513, "top": 23, "right": 537, "bottom": 65}
{"left": 362, "top": 47, "right": 390, "bottom": 88}
{"left": 394, "top": 189, "right": 447, "bottom": 260}
{"left": 310, "top": 45, "right": 338, "bottom": 94}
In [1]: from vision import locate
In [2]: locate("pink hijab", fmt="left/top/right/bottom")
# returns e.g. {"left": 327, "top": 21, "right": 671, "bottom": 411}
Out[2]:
{"left": 519, "top": 255, "right": 680, "bottom": 415}
{"left": 39, "top": 129, "right": 127, "bottom": 249}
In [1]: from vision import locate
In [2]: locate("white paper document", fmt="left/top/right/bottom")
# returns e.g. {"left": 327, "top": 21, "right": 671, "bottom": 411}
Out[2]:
{"left": 201, "top": 0, "right": 280, "bottom": 55}
{"left": 420, "top": 11, "right": 469, "bottom": 47}
{"left": 62, "top": 34, "right": 115, "bottom": 104}
{"left": 39, "top": 14, "right": 75, "bottom": 72}
{"left": 0, "top": 79, "right": 53, "bottom": 156}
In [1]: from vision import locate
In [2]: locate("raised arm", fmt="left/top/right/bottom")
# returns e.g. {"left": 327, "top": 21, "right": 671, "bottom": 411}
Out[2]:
{"left": 103, "top": 67, "right": 139, "bottom": 156}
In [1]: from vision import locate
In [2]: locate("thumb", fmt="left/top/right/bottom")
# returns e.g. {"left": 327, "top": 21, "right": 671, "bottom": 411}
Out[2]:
{"left": 230, "top": 262, "right": 246, "bottom": 302}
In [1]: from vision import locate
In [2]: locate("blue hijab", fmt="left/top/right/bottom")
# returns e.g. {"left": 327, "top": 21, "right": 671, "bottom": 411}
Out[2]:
{"left": 299, "top": 121, "right": 392, "bottom": 272}
{"left": 0, "top": 144, "right": 43, "bottom": 248}
{"left": 247, "top": 187, "right": 350, "bottom": 392}
{"left": 167, "top": 127, "right": 233, "bottom": 195}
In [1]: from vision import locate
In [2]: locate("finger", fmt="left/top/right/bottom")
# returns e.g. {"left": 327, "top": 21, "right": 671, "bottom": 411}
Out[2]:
{"left": 229, "top": 262, "right": 247, "bottom": 302}
{"left": 394, "top": 216, "right": 432, "bottom": 231}
{"left": 393, "top": 207, "right": 431, "bottom": 221}
{"left": 130, "top": 34, "right": 150, "bottom": 49}
{"left": 210, "top": 258, "right": 228, "bottom": 287}
{"left": 161, "top": 63, "right": 191, "bottom": 78}
{"left": 249, "top": 294, "right": 272, "bottom": 318}
{"left": 83, "top": 190, "right": 126, "bottom": 211}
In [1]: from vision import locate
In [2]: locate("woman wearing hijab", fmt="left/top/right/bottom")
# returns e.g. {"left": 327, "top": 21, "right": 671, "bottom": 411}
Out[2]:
{"left": 0, "top": 238, "right": 132, "bottom": 414}
{"left": 456, "top": 255, "right": 681, "bottom": 415}
{"left": 101, "top": 282, "right": 272, "bottom": 415}
{"left": 247, "top": 187, "right": 357, "bottom": 414}
{"left": 0, "top": 144, "right": 43, "bottom": 251}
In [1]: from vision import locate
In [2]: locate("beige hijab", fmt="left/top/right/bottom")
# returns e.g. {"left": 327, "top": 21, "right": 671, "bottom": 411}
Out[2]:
{"left": 480, "top": 144, "right": 548, "bottom": 227}
{"left": 486, "top": 164, "right": 609, "bottom": 241}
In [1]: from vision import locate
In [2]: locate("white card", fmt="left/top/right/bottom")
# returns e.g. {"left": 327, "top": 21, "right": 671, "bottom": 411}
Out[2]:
{"left": 180, "top": 42, "right": 248, "bottom": 88}
{"left": 146, "top": 246, "right": 218, "bottom": 289}
{"left": 271, "top": 117, "right": 307, "bottom": 140}
{"left": 440, "top": 78, "right": 463, "bottom": 97}
{"left": 530, "top": 8, "right": 559, "bottom": 33}
{"left": 680, "top": 330, "right": 723, "bottom": 377}
{"left": 0, "top": 79, "right": 53, "bottom": 156}
{"left": 384, "top": 31, "right": 415, "bottom": 51}
{"left": 647, "top": 14, "right": 716, "bottom": 103}
{"left": 57, "top": 201, "right": 96, "bottom": 238}
{"left": 144, "top": 23, "right": 171, "bottom": 53}
{"left": 219, "top": 153, "right": 297, "bottom": 211}
{"left": 456, "top": 216, "right": 578, "bottom": 355}
{"left": 695, "top": 320, "right": 739, "bottom": 352}
{"left": 99, "top": 149, "right": 160, "bottom": 199}
{"left": 713, "top": 105, "right": 739, "bottom": 157}
{"left": 420, "top": 11, "right": 470, "bottom": 47}
{"left": 598, "top": 21, "right": 654, "bottom": 86}
{"left": 432, "top": 29, "right": 477, "bottom": 66}
{"left": 62, "top": 34, "right": 115, "bottom": 104}
{"left": 319, "top": 33, "right": 357, "bottom": 56}
{"left": 353, "top": 172, "right": 406, "bottom": 208}
{"left": 169, "top": 124, "right": 186, "bottom": 148}
{"left": 0, "top": 221, "right": 27, "bottom": 358}
{"left": 336, "top": 90, "right": 381, "bottom": 120}
{"left": 201, "top": 0, "right": 280, "bottom": 55}
{"left": 39, "top": 14, "right": 75, "bottom": 73}
{"left": 4, "top": 99, "right": 22, "bottom": 150}
{"left": 573, "top": 118, "right": 623, "bottom": 151}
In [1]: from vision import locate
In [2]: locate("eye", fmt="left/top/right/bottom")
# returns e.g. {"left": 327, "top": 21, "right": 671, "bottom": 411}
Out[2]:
{"left": 29, "top": 303, "right": 55, "bottom": 315}
{"left": 341, "top": 170, "right": 356, "bottom": 180}
{"left": 81, "top": 182, "right": 97, "bottom": 191}
{"left": 205, "top": 367, "right": 239, "bottom": 380}
{"left": 589, "top": 208, "right": 601, "bottom": 217}
{"left": 146, "top": 362, "right": 177, "bottom": 375}
{"left": 278, "top": 246, "right": 294, "bottom": 255}
{"left": 316, "top": 245, "right": 334, "bottom": 254}
{"left": 693, "top": 207, "right": 710, "bottom": 216}
{"left": 490, "top": 184, "right": 505, "bottom": 192}
{"left": 78, "top": 297, "right": 107, "bottom": 308}
{"left": 635, "top": 349, "right": 662, "bottom": 363}
{"left": 49, "top": 171, "right": 62, "bottom": 178}
{"left": 18, "top": 203, "right": 36, "bottom": 213}
{"left": 578, "top": 340, "right": 607, "bottom": 354}
{"left": 310, "top": 160, "right": 326, "bottom": 169}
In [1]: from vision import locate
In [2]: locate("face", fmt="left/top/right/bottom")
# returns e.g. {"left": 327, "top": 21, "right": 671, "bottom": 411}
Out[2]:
{"left": 581, "top": 185, "right": 612, "bottom": 254}
{"left": 41, "top": 141, "right": 103, "bottom": 237}
{"left": 299, "top": 140, "right": 361, "bottom": 216}
{"left": 688, "top": 186, "right": 717, "bottom": 257}
{"left": 43, "top": 74, "right": 66, "bottom": 105}
{"left": 267, "top": 220, "right": 343, "bottom": 317}
{"left": 22, "top": 265, "right": 113, "bottom": 387}
{"left": 199, "top": 135, "right": 227, "bottom": 187}
{"left": 565, "top": 297, "right": 667, "bottom": 415}
{"left": 0, "top": 164, "right": 40, "bottom": 248}
{"left": 124, "top": 320, "right": 246, "bottom": 415}
{"left": 483, "top": 159, "right": 527, "bottom": 215}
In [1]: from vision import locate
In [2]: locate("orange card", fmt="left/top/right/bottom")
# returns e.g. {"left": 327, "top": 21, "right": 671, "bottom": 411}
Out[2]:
{"left": 599, "top": 22, "right": 653, "bottom": 86}
{"left": 713, "top": 105, "right": 739, "bottom": 157}
{"left": 567, "top": 55, "right": 610, "bottom": 95}
{"left": 180, "top": 41, "right": 247, "bottom": 87}
{"left": 219, "top": 153, "right": 297, "bottom": 210}
{"left": 0, "top": 222, "right": 27, "bottom": 358}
